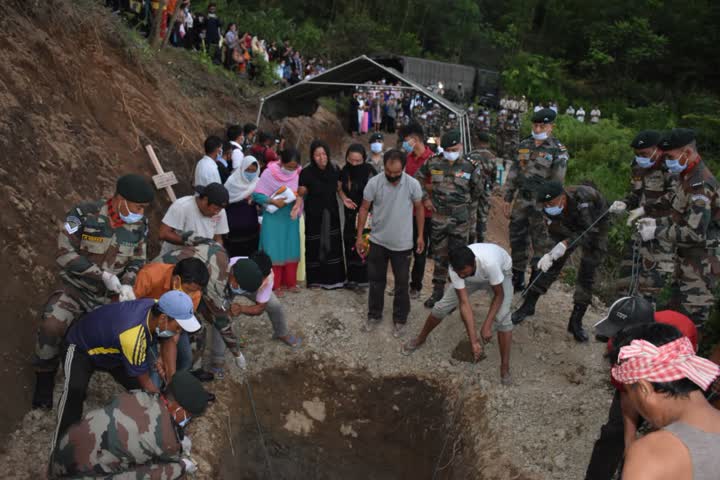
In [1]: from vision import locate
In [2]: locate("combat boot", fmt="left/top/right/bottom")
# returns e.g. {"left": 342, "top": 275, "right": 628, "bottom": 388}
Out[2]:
{"left": 511, "top": 269, "right": 525, "bottom": 292}
{"left": 567, "top": 304, "right": 589, "bottom": 342}
{"left": 511, "top": 290, "right": 540, "bottom": 325}
{"left": 32, "top": 370, "right": 56, "bottom": 409}
{"left": 423, "top": 287, "right": 445, "bottom": 309}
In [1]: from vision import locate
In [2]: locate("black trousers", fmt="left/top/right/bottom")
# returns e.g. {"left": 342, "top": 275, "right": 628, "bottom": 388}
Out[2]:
{"left": 410, "top": 216, "right": 431, "bottom": 292}
{"left": 52, "top": 345, "right": 141, "bottom": 450}
{"left": 367, "top": 242, "right": 412, "bottom": 323}
{"left": 585, "top": 390, "right": 625, "bottom": 479}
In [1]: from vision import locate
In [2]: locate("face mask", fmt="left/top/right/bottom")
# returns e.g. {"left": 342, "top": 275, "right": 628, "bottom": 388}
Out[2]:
{"left": 532, "top": 131, "right": 549, "bottom": 141}
{"left": 635, "top": 156, "right": 654, "bottom": 168}
{"left": 155, "top": 327, "right": 176, "bottom": 339}
{"left": 119, "top": 199, "right": 144, "bottom": 224}
{"left": 443, "top": 151, "right": 461, "bottom": 162}
{"left": 174, "top": 407, "right": 190, "bottom": 428}
{"left": 370, "top": 142, "right": 383, "bottom": 154}
{"left": 230, "top": 285, "right": 246, "bottom": 295}
{"left": 402, "top": 141, "right": 413, "bottom": 153}
{"left": 243, "top": 171, "right": 258, "bottom": 182}
{"left": 544, "top": 205, "right": 564, "bottom": 216}
{"left": 281, "top": 167, "right": 295, "bottom": 175}
{"left": 385, "top": 174, "right": 402, "bottom": 184}
{"left": 665, "top": 154, "right": 687, "bottom": 174}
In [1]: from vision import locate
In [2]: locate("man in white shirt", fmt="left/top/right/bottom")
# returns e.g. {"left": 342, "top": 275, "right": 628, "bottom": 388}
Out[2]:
{"left": 576, "top": 106, "right": 586, "bottom": 123}
{"left": 590, "top": 106, "right": 601, "bottom": 124}
{"left": 194, "top": 136, "right": 223, "bottom": 188}
{"left": 226, "top": 125, "right": 245, "bottom": 170}
{"left": 566, "top": 105, "right": 575, "bottom": 116}
{"left": 159, "top": 183, "right": 230, "bottom": 255}
{"left": 402, "top": 243, "right": 514, "bottom": 384}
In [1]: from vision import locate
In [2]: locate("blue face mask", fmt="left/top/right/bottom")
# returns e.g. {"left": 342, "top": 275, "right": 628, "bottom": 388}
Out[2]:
{"left": 665, "top": 155, "right": 687, "bottom": 174}
{"left": 155, "top": 327, "right": 176, "bottom": 339}
{"left": 178, "top": 417, "right": 190, "bottom": 428}
{"left": 402, "top": 141, "right": 413, "bottom": 153}
{"left": 544, "top": 205, "right": 564, "bottom": 216}
{"left": 230, "top": 285, "right": 246, "bottom": 296}
{"left": 370, "top": 142, "right": 383, "bottom": 154}
{"left": 120, "top": 200, "right": 144, "bottom": 224}
{"left": 635, "top": 156, "right": 654, "bottom": 168}
{"left": 243, "top": 171, "right": 258, "bottom": 182}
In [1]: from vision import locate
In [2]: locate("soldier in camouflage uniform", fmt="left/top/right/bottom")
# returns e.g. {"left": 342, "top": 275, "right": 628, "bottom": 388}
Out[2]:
{"left": 494, "top": 110, "right": 509, "bottom": 161}
{"left": 503, "top": 108, "right": 568, "bottom": 291}
{"left": 636, "top": 128, "right": 720, "bottom": 327}
{"left": 467, "top": 132, "right": 498, "bottom": 243}
{"left": 415, "top": 130, "right": 484, "bottom": 308}
{"left": 512, "top": 181, "right": 609, "bottom": 342}
{"left": 608, "top": 130, "right": 677, "bottom": 297}
{"left": 503, "top": 112, "right": 521, "bottom": 159}
{"left": 50, "top": 370, "right": 209, "bottom": 479}
{"left": 32, "top": 174, "right": 154, "bottom": 409}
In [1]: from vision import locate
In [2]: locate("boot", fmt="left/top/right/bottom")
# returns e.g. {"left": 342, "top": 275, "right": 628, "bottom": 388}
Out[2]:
{"left": 567, "top": 304, "right": 589, "bottom": 342}
{"left": 423, "top": 287, "right": 444, "bottom": 309}
{"left": 512, "top": 290, "right": 540, "bottom": 325}
{"left": 512, "top": 269, "right": 526, "bottom": 292}
{"left": 32, "top": 370, "right": 56, "bottom": 409}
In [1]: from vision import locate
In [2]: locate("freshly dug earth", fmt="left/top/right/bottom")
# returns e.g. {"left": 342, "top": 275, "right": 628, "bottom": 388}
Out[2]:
{"left": 223, "top": 364, "right": 471, "bottom": 480}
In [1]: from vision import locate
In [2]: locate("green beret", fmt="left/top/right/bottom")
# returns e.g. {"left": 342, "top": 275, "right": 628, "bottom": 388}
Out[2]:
{"left": 168, "top": 370, "right": 210, "bottom": 415}
{"left": 659, "top": 128, "right": 695, "bottom": 150}
{"left": 116, "top": 174, "right": 154, "bottom": 203}
{"left": 440, "top": 129, "right": 462, "bottom": 149}
{"left": 630, "top": 130, "right": 662, "bottom": 149}
{"left": 531, "top": 108, "right": 557, "bottom": 124}
{"left": 477, "top": 132, "right": 490, "bottom": 143}
{"left": 535, "top": 180, "right": 564, "bottom": 202}
{"left": 232, "top": 259, "right": 263, "bottom": 291}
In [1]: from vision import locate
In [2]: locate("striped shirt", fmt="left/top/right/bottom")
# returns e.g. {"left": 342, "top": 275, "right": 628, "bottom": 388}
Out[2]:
{"left": 65, "top": 299, "right": 155, "bottom": 377}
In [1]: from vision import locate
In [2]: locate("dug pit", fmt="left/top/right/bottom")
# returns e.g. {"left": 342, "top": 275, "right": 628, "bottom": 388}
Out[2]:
{"left": 220, "top": 361, "right": 478, "bottom": 479}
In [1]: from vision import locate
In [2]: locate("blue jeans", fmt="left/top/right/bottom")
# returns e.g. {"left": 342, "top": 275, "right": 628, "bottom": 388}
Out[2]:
{"left": 149, "top": 332, "right": 193, "bottom": 389}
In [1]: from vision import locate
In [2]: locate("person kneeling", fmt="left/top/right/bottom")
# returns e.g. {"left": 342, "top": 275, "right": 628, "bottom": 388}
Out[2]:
{"left": 403, "top": 243, "right": 514, "bottom": 385}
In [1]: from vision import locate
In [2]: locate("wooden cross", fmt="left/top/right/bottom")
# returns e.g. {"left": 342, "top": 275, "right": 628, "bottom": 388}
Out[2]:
{"left": 145, "top": 144, "right": 178, "bottom": 202}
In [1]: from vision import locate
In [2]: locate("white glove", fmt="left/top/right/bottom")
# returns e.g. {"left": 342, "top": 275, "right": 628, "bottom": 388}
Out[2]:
{"left": 181, "top": 435, "right": 192, "bottom": 454}
{"left": 549, "top": 241, "right": 567, "bottom": 260}
{"left": 609, "top": 200, "right": 627, "bottom": 214}
{"left": 637, "top": 218, "right": 657, "bottom": 242}
{"left": 537, "top": 254, "right": 554, "bottom": 272}
{"left": 118, "top": 285, "right": 136, "bottom": 302}
{"left": 101, "top": 271, "right": 122, "bottom": 293}
{"left": 235, "top": 352, "right": 247, "bottom": 370}
{"left": 181, "top": 457, "right": 198, "bottom": 474}
{"left": 626, "top": 207, "right": 645, "bottom": 226}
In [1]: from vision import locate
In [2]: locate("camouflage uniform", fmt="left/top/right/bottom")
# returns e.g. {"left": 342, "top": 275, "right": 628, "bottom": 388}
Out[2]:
{"left": 532, "top": 185, "right": 609, "bottom": 305}
{"left": 503, "top": 115, "right": 521, "bottom": 158}
{"left": 50, "top": 391, "right": 186, "bottom": 479}
{"left": 154, "top": 242, "right": 245, "bottom": 360}
{"left": 504, "top": 136, "right": 568, "bottom": 280}
{"left": 622, "top": 162, "right": 677, "bottom": 294}
{"left": 35, "top": 199, "right": 148, "bottom": 370}
{"left": 655, "top": 160, "right": 720, "bottom": 326}
{"left": 494, "top": 116, "right": 508, "bottom": 161}
{"left": 415, "top": 154, "right": 484, "bottom": 295}
{"left": 467, "top": 148, "right": 498, "bottom": 242}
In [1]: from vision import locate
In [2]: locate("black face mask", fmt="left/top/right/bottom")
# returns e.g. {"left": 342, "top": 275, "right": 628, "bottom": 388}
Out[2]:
{"left": 385, "top": 174, "right": 402, "bottom": 184}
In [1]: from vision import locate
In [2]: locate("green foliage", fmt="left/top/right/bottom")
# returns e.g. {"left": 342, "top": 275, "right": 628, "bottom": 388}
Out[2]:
{"left": 501, "top": 52, "right": 567, "bottom": 102}
{"left": 249, "top": 55, "right": 276, "bottom": 87}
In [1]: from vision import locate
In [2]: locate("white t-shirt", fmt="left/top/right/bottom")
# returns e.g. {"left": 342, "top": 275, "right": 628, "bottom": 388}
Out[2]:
{"left": 228, "top": 256, "right": 274, "bottom": 303}
{"left": 448, "top": 243, "right": 512, "bottom": 290}
{"left": 194, "top": 155, "right": 222, "bottom": 187}
{"left": 160, "top": 196, "right": 229, "bottom": 254}
{"left": 230, "top": 141, "right": 244, "bottom": 170}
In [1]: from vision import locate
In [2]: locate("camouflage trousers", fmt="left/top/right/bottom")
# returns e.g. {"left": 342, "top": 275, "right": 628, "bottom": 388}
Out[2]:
{"left": 468, "top": 203, "right": 489, "bottom": 243}
{"left": 620, "top": 237, "right": 675, "bottom": 296}
{"left": 530, "top": 233, "right": 608, "bottom": 306}
{"left": 670, "top": 249, "right": 719, "bottom": 327}
{"left": 62, "top": 464, "right": 185, "bottom": 479}
{"left": 509, "top": 194, "right": 550, "bottom": 277}
{"left": 430, "top": 213, "right": 471, "bottom": 292}
{"left": 34, "top": 286, "right": 107, "bottom": 371}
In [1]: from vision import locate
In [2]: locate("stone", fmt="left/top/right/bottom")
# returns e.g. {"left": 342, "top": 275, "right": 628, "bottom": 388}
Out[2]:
{"left": 553, "top": 453, "right": 567, "bottom": 469}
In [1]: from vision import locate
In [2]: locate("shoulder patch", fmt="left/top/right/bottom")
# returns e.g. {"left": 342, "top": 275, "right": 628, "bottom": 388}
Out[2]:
{"left": 518, "top": 148, "right": 530, "bottom": 154}
{"left": 691, "top": 194, "right": 710, "bottom": 205}
{"left": 64, "top": 216, "right": 81, "bottom": 234}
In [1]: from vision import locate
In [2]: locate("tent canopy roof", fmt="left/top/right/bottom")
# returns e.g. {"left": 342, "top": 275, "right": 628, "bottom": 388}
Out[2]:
{"left": 259, "top": 55, "right": 465, "bottom": 121}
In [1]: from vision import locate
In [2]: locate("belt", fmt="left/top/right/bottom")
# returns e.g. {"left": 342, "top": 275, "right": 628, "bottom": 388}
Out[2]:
{"left": 677, "top": 246, "right": 708, "bottom": 259}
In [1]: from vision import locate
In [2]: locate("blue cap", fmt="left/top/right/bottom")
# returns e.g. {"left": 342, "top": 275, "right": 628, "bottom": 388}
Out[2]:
{"left": 158, "top": 291, "right": 201, "bottom": 333}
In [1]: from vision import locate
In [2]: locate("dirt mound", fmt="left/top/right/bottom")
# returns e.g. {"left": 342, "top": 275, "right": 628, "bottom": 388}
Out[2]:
{"left": 0, "top": 0, "right": 255, "bottom": 434}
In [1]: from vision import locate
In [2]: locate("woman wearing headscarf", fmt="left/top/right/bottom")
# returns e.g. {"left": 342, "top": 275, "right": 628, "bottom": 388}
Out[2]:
{"left": 297, "top": 140, "right": 346, "bottom": 289}
{"left": 338, "top": 144, "right": 376, "bottom": 288}
{"left": 224, "top": 156, "right": 260, "bottom": 257}
{"left": 253, "top": 148, "right": 302, "bottom": 295}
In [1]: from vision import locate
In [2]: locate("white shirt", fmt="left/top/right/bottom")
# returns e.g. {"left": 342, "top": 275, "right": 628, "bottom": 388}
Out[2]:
{"left": 228, "top": 257, "right": 274, "bottom": 303}
{"left": 194, "top": 155, "right": 221, "bottom": 187}
{"left": 160, "top": 195, "right": 229, "bottom": 255}
{"left": 230, "top": 141, "right": 244, "bottom": 170}
{"left": 449, "top": 243, "right": 512, "bottom": 290}
{"left": 533, "top": 105, "right": 543, "bottom": 112}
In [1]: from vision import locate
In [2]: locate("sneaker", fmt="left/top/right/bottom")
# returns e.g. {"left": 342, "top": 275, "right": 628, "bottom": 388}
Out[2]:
{"left": 190, "top": 368, "right": 215, "bottom": 382}
{"left": 409, "top": 289, "right": 421, "bottom": 300}
{"left": 210, "top": 366, "right": 226, "bottom": 380}
{"left": 392, "top": 323, "right": 407, "bottom": 338}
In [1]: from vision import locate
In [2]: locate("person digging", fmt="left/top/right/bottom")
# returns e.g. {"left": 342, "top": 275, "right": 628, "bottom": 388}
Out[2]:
{"left": 402, "top": 244, "right": 514, "bottom": 385}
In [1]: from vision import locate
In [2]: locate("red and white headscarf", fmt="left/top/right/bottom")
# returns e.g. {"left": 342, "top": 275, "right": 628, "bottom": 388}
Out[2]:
{"left": 611, "top": 337, "right": 720, "bottom": 391}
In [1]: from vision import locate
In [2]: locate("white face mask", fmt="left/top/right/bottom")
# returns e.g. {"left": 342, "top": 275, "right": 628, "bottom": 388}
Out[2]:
{"left": 532, "top": 131, "right": 549, "bottom": 141}
{"left": 370, "top": 142, "right": 383, "bottom": 154}
{"left": 443, "top": 151, "right": 461, "bottom": 162}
